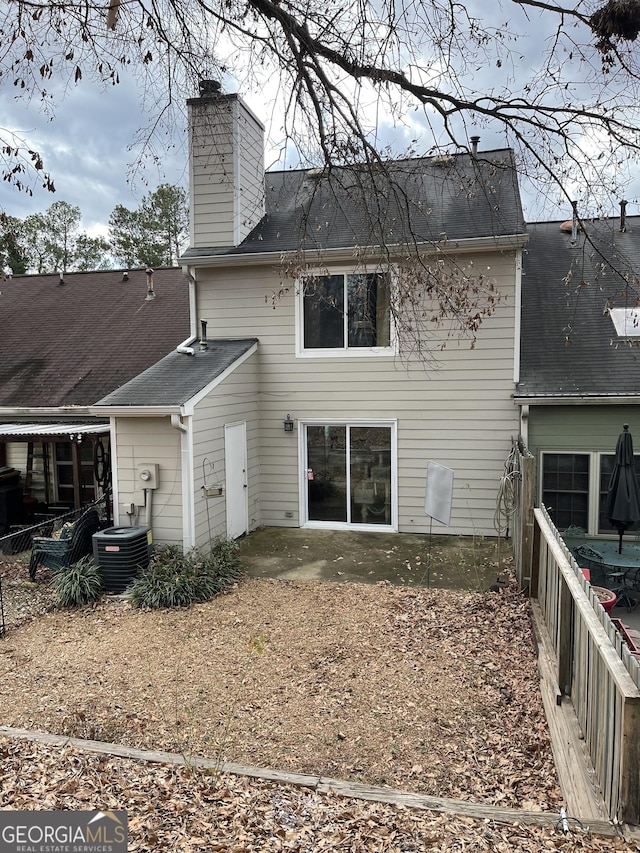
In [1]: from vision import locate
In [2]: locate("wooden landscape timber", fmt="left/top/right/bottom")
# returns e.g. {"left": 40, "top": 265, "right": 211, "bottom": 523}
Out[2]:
{"left": 0, "top": 725, "right": 631, "bottom": 841}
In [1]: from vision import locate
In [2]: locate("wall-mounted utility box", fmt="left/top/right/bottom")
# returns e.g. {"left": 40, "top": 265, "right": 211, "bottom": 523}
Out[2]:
{"left": 137, "top": 463, "right": 159, "bottom": 489}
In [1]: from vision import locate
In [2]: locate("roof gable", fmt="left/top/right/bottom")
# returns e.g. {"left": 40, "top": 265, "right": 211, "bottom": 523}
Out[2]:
{"left": 0, "top": 268, "right": 190, "bottom": 408}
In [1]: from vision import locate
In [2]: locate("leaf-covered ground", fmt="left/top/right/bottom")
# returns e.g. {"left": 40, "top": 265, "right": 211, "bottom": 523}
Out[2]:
{"left": 0, "top": 567, "right": 635, "bottom": 849}
{"left": 0, "top": 574, "right": 555, "bottom": 804}
{"left": 0, "top": 738, "right": 636, "bottom": 851}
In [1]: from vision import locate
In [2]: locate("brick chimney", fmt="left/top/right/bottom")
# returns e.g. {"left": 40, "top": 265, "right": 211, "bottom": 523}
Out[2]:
{"left": 187, "top": 81, "right": 265, "bottom": 249}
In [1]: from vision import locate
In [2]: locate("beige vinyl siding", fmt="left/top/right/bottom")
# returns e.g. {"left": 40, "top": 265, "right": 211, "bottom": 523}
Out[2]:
{"left": 188, "top": 97, "right": 264, "bottom": 249}
{"left": 189, "top": 107, "right": 235, "bottom": 247}
{"left": 195, "top": 249, "right": 519, "bottom": 536}
{"left": 235, "top": 106, "right": 265, "bottom": 244}
{"left": 191, "top": 354, "right": 260, "bottom": 547}
{"left": 113, "top": 417, "right": 184, "bottom": 546}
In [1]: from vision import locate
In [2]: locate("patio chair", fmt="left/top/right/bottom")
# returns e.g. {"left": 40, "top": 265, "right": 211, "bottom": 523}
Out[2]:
{"left": 574, "top": 545, "right": 608, "bottom": 587}
{"left": 574, "top": 543, "right": 632, "bottom": 605}
{"left": 28, "top": 508, "right": 101, "bottom": 581}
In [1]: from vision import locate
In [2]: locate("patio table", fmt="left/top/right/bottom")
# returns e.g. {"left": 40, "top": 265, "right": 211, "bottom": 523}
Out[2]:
{"left": 587, "top": 539, "right": 640, "bottom": 569}
{"left": 574, "top": 540, "right": 640, "bottom": 608}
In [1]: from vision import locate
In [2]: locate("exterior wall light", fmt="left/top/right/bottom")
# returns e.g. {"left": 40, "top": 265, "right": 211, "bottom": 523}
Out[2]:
{"left": 283, "top": 415, "right": 294, "bottom": 433}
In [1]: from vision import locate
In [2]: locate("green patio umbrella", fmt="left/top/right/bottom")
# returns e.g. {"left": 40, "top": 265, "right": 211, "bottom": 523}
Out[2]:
{"left": 606, "top": 424, "right": 640, "bottom": 553}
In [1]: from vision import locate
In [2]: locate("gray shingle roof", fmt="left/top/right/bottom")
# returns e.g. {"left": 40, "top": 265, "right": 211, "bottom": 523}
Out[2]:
{"left": 95, "top": 339, "right": 258, "bottom": 407}
{"left": 517, "top": 216, "right": 640, "bottom": 399}
{"left": 182, "top": 150, "right": 526, "bottom": 259}
{"left": 0, "top": 268, "right": 190, "bottom": 408}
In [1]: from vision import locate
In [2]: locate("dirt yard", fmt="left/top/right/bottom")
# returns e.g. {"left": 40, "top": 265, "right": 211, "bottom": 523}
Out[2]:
{"left": 0, "top": 569, "right": 559, "bottom": 808}
{"left": 0, "top": 555, "right": 637, "bottom": 850}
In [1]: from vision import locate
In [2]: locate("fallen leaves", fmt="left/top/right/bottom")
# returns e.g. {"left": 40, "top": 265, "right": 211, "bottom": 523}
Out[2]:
{"left": 0, "top": 738, "right": 634, "bottom": 852}
{"left": 0, "top": 570, "right": 635, "bottom": 848}
{"left": 0, "top": 576, "right": 561, "bottom": 810}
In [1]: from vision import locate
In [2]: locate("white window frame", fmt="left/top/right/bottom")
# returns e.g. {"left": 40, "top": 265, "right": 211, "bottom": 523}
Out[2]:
{"left": 610, "top": 307, "right": 640, "bottom": 339}
{"left": 540, "top": 449, "right": 640, "bottom": 536}
{"left": 295, "top": 267, "right": 397, "bottom": 358}
{"left": 298, "top": 418, "right": 398, "bottom": 531}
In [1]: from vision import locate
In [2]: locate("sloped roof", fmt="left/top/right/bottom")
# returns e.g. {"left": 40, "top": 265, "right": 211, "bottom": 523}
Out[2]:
{"left": 95, "top": 338, "right": 258, "bottom": 408}
{"left": 0, "top": 268, "right": 190, "bottom": 408}
{"left": 517, "top": 216, "right": 640, "bottom": 399}
{"left": 182, "top": 150, "right": 526, "bottom": 259}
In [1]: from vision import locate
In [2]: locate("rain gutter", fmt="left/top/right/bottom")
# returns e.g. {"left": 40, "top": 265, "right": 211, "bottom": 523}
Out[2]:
{"left": 180, "top": 233, "right": 529, "bottom": 269}
{"left": 513, "top": 396, "right": 640, "bottom": 405}
{"left": 0, "top": 406, "right": 94, "bottom": 417}
{"left": 89, "top": 405, "right": 182, "bottom": 417}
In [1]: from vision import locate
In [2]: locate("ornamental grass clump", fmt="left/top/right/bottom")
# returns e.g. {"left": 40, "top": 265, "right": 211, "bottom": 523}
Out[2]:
{"left": 53, "top": 556, "right": 103, "bottom": 608}
{"left": 127, "top": 538, "right": 241, "bottom": 609}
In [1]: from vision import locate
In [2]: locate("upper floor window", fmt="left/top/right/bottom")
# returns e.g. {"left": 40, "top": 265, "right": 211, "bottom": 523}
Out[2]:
{"left": 300, "top": 271, "right": 392, "bottom": 354}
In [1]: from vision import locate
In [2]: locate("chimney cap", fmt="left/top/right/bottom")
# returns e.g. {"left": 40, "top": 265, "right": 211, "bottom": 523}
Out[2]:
{"left": 199, "top": 79, "right": 222, "bottom": 98}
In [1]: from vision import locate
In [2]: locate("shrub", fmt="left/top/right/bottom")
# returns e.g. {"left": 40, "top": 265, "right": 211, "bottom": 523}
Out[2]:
{"left": 127, "top": 539, "right": 241, "bottom": 609}
{"left": 53, "top": 557, "right": 103, "bottom": 607}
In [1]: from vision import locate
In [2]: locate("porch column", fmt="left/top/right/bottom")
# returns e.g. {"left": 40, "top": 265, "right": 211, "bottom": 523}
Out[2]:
{"left": 71, "top": 441, "right": 82, "bottom": 509}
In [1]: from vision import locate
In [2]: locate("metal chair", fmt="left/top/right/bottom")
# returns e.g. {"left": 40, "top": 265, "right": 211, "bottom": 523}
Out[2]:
{"left": 574, "top": 545, "right": 608, "bottom": 586}
{"left": 573, "top": 544, "right": 628, "bottom": 597}
{"left": 28, "top": 508, "right": 101, "bottom": 581}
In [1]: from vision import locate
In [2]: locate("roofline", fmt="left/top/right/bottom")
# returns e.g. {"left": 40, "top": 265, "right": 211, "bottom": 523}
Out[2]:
{"left": 514, "top": 395, "right": 640, "bottom": 405}
{"left": 90, "top": 342, "right": 258, "bottom": 416}
{"left": 252, "top": 148, "right": 516, "bottom": 179}
{"left": 0, "top": 406, "right": 95, "bottom": 417}
{"left": 182, "top": 341, "right": 258, "bottom": 414}
{"left": 9, "top": 266, "right": 183, "bottom": 282}
{"left": 89, "top": 405, "right": 183, "bottom": 417}
{"left": 180, "top": 234, "right": 528, "bottom": 269}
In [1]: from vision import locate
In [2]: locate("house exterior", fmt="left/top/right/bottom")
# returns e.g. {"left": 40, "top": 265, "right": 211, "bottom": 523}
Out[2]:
{"left": 92, "top": 86, "right": 529, "bottom": 551}
{"left": 516, "top": 214, "right": 640, "bottom": 537}
{"left": 0, "top": 267, "right": 190, "bottom": 528}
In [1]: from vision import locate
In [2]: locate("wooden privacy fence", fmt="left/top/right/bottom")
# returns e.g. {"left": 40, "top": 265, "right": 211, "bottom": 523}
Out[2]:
{"left": 533, "top": 505, "right": 640, "bottom": 825}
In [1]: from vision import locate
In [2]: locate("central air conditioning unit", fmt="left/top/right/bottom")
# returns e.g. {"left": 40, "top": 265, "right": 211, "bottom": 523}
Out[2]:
{"left": 92, "top": 525, "right": 153, "bottom": 593}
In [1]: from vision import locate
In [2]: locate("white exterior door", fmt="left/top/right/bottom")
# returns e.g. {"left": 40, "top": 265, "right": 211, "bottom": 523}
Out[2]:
{"left": 225, "top": 422, "right": 248, "bottom": 539}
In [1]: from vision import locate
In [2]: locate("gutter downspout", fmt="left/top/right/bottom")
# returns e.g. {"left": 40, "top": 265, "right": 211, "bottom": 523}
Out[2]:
{"left": 520, "top": 404, "right": 529, "bottom": 446}
{"left": 513, "top": 248, "right": 522, "bottom": 385}
{"left": 171, "top": 414, "right": 195, "bottom": 552}
{"left": 176, "top": 267, "right": 198, "bottom": 355}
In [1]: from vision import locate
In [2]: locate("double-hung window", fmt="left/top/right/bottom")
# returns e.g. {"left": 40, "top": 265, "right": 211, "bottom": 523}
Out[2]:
{"left": 300, "top": 271, "right": 392, "bottom": 354}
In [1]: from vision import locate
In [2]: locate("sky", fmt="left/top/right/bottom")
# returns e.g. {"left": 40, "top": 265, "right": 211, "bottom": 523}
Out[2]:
{"left": 3, "top": 4, "right": 640, "bottom": 240}
{"left": 1, "top": 69, "right": 189, "bottom": 238}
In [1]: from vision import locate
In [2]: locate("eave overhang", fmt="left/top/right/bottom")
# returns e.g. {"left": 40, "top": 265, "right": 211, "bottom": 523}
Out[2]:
{"left": 513, "top": 395, "right": 640, "bottom": 406}
{"left": 180, "top": 234, "right": 529, "bottom": 270}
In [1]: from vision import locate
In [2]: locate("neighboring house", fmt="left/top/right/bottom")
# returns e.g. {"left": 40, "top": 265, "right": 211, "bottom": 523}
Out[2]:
{"left": 92, "top": 86, "right": 529, "bottom": 551}
{"left": 516, "top": 213, "right": 640, "bottom": 537}
{"left": 0, "top": 267, "right": 189, "bottom": 530}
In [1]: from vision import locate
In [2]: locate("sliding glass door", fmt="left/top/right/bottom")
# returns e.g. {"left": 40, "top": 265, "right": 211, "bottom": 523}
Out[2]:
{"left": 305, "top": 423, "right": 394, "bottom": 527}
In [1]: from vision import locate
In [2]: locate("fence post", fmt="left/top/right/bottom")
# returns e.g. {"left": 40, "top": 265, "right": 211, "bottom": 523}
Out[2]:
{"left": 620, "top": 697, "right": 640, "bottom": 824}
{"left": 557, "top": 578, "right": 574, "bottom": 696}
{"left": 530, "top": 512, "right": 540, "bottom": 598}
{"left": 520, "top": 452, "right": 535, "bottom": 591}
